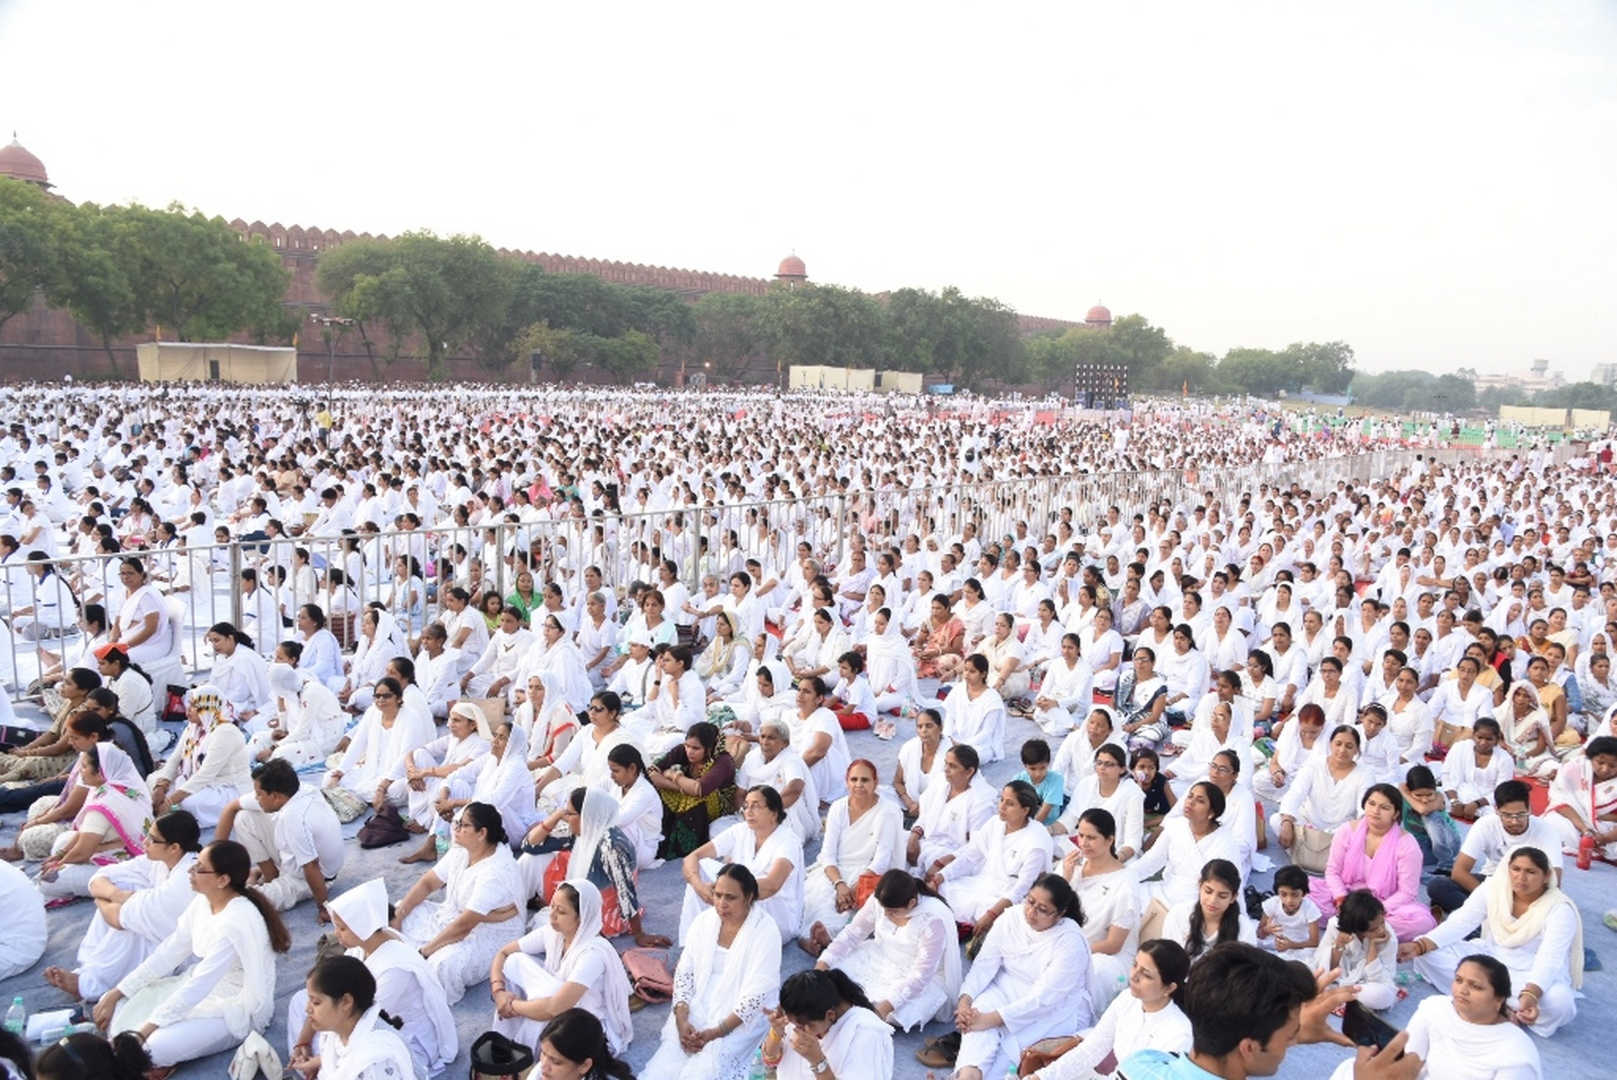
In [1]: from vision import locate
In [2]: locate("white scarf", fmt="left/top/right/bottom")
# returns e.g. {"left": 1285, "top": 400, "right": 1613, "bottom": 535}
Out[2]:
{"left": 540, "top": 880, "right": 634, "bottom": 1052}
{"left": 1484, "top": 870, "right": 1584, "bottom": 990}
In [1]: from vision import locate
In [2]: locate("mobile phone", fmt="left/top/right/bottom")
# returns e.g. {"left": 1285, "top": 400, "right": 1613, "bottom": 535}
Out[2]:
{"left": 1341, "top": 1000, "right": 1400, "bottom": 1052}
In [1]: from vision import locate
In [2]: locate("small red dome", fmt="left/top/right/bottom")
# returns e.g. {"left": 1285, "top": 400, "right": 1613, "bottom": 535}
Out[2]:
{"left": 0, "top": 136, "right": 49, "bottom": 187}
{"left": 776, "top": 254, "right": 806, "bottom": 278}
{"left": 1085, "top": 304, "right": 1112, "bottom": 324}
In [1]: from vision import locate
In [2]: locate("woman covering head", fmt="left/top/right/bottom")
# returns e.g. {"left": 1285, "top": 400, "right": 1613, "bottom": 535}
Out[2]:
{"left": 490, "top": 878, "right": 635, "bottom": 1055}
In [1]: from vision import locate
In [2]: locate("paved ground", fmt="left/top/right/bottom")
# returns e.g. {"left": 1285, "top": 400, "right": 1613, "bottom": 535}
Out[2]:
{"left": 2, "top": 699, "right": 1612, "bottom": 1078}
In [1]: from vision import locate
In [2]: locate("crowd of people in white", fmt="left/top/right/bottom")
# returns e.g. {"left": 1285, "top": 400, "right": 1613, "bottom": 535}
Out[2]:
{"left": 0, "top": 382, "right": 1609, "bottom": 1080}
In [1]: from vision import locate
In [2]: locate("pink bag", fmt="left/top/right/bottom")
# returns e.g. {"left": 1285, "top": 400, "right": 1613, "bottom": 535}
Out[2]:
{"left": 621, "top": 946, "right": 674, "bottom": 1002}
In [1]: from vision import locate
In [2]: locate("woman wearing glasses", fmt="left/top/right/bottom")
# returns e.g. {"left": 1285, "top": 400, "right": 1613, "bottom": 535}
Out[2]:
{"left": 946, "top": 873, "right": 1094, "bottom": 1080}
{"left": 392, "top": 801, "right": 523, "bottom": 1004}
{"left": 91, "top": 839, "right": 292, "bottom": 1072}
{"left": 45, "top": 810, "right": 202, "bottom": 1002}
{"left": 324, "top": 677, "right": 435, "bottom": 817}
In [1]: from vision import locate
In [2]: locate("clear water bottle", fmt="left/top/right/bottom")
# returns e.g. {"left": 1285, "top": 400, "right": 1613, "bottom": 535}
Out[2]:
{"left": 747, "top": 1046, "right": 768, "bottom": 1080}
{"left": 2, "top": 997, "right": 24, "bottom": 1037}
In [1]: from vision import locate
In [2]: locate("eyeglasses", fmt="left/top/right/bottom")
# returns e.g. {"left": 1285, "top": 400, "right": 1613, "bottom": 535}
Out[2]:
{"left": 1209, "top": 763, "right": 1235, "bottom": 775}
{"left": 1497, "top": 810, "right": 1531, "bottom": 822}
{"left": 188, "top": 862, "right": 218, "bottom": 875}
{"left": 586, "top": 704, "right": 606, "bottom": 713}
{"left": 374, "top": 692, "right": 396, "bottom": 700}
{"left": 1023, "top": 896, "right": 1059, "bottom": 920}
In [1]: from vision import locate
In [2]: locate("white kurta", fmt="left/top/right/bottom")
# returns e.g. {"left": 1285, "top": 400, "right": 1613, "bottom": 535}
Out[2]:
{"left": 679, "top": 821, "right": 806, "bottom": 944}
{"left": 911, "top": 776, "right": 997, "bottom": 870}
{"left": 957, "top": 909, "right": 1094, "bottom": 1078}
{"left": 942, "top": 683, "right": 1007, "bottom": 763}
{"left": 819, "top": 895, "right": 961, "bottom": 1030}
{"left": 939, "top": 818, "right": 1055, "bottom": 923}
{"left": 74, "top": 853, "right": 198, "bottom": 999}
{"left": 398, "top": 845, "right": 525, "bottom": 1004}
{"left": 1066, "top": 861, "right": 1145, "bottom": 1009}
{"left": 798, "top": 797, "right": 904, "bottom": 936}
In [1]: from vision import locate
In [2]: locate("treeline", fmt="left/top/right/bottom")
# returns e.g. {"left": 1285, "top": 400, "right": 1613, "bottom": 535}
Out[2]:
{"left": 0, "top": 178, "right": 291, "bottom": 369}
{"left": 1348, "top": 369, "right": 1617, "bottom": 414}
{"left": 4, "top": 175, "right": 1362, "bottom": 390}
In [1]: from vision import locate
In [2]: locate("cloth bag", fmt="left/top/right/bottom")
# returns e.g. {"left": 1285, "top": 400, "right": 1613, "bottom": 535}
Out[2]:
{"left": 1289, "top": 824, "right": 1334, "bottom": 874}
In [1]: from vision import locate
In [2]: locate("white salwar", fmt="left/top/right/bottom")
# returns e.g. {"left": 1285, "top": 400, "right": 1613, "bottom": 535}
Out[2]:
{"left": 645, "top": 904, "right": 782, "bottom": 1080}
{"left": 956, "top": 907, "right": 1094, "bottom": 1079}
{"left": 942, "top": 682, "right": 1008, "bottom": 764}
{"left": 397, "top": 844, "right": 525, "bottom": 1005}
{"left": 939, "top": 817, "right": 1055, "bottom": 923}
{"left": 819, "top": 894, "right": 962, "bottom": 1030}
{"left": 678, "top": 821, "right": 805, "bottom": 944}
{"left": 111, "top": 894, "right": 278, "bottom": 1068}
{"left": 72, "top": 852, "right": 198, "bottom": 1000}
{"left": 910, "top": 775, "right": 997, "bottom": 871}
{"left": 798, "top": 797, "right": 903, "bottom": 937}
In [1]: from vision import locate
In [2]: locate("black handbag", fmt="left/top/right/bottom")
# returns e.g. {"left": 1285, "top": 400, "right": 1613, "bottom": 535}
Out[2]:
{"left": 469, "top": 1030, "right": 535, "bottom": 1079}
{"left": 356, "top": 803, "right": 410, "bottom": 848}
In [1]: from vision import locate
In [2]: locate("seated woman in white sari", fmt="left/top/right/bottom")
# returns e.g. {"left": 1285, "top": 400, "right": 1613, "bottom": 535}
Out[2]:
{"left": 339, "top": 608, "right": 410, "bottom": 713}
{"left": 1163, "top": 700, "right": 1250, "bottom": 799}
{"left": 724, "top": 716, "right": 819, "bottom": 842}
{"left": 817, "top": 869, "right": 962, "bottom": 1032}
{"left": 1029, "top": 940, "right": 1192, "bottom": 1080}
{"left": 1131, "top": 781, "right": 1239, "bottom": 920}
{"left": 91, "top": 840, "right": 292, "bottom": 1070}
{"left": 1032, "top": 633, "right": 1094, "bottom": 737}
{"left": 36, "top": 741, "right": 152, "bottom": 900}
{"left": 291, "top": 955, "right": 417, "bottom": 1080}
{"left": 398, "top": 702, "right": 493, "bottom": 863}
{"left": 1054, "top": 706, "right": 1121, "bottom": 796}
{"left": 393, "top": 801, "right": 524, "bottom": 1005}
{"left": 951, "top": 873, "right": 1095, "bottom": 1080}
{"left": 206, "top": 622, "right": 274, "bottom": 727}
{"left": 647, "top": 863, "right": 783, "bottom": 1080}
{"left": 679, "top": 784, "right": 805, "bottom": 945}
{"left": 1400, "top": 845, "right": 1583, "bottom": 1037}
{"left": 1547, "top": 734, "right": 1617, "bottom": 858}
{"left": 150, "top": 685, "right": 252, "bottom": 829}
{"left": 1053, "top": 743, "right": 1145, "bottom": 862}
{"left": 863, "top": 607, "right": 925, "bottom": 716}
{"left": 532, "top": 689, "right": 638, "bottom": 815}
{"left": 908, "top": 743, "right": 997, "bottom": 873}
{"left": 927, "top": 780, "right": 1054, "bottom": 929}
{"left": 1058, "top": 807, "right": 1144, "bottom": 1012}
{"left": 772, "top": 967, "right": 895, "bottom": 1080}
{"left": 45, "top": 809, "right": 200, "bottom": 1001}
{"left": 1252, "top": 700, "right": 1326, "bottom": 802}
{"left": 942, "top": 654, "right": 1008, "bottom": 764}
{"left": 250, "top": 660, "right": 349, "bottom": 766}
{"left": 289, "top": 877, "right": 456, "bottom": 1080}
{"left": 1327, "top": 953, "right": 1541, "bottom": 1080}
{"left": 514, "top": 670, "right": 579, "bottom": 797}
{"left": 890, "top": 707, "right": 951, "bottom": 817}
{"left": 325, "top": 677, "right": 436, "bottom": 813}
{"left": 798, "top": 759, "right": 905, "bottom": 954}
{"left": 489, "top": 880, "right": 635, "bottom": 1057}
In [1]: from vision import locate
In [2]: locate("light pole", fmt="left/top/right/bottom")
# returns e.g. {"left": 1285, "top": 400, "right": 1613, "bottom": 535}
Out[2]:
{"left": 307, "top": 313, "right": 356, "bottom": 410}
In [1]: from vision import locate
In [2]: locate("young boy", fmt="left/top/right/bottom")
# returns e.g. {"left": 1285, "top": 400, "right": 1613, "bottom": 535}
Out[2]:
{"left": 1012, "top": 737, "right": 1065, "bottom": 825}
{"left": 1257, "top": 864, "right": 1322, "bottom": 953}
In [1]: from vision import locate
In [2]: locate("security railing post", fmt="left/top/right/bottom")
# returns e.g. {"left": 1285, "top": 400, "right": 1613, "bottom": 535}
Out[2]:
{"left": 229, "top": 542, "right": 243, "bottom": 628}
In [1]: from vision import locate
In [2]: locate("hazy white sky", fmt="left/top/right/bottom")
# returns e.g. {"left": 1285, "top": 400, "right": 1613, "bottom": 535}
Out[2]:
{"left": 3, "top": 0, "right": 1613, "bottom": 375}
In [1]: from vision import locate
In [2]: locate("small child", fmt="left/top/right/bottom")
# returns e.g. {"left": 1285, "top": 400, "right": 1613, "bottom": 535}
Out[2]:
{"left": 829, "top": 650, "right": 875, "bottom": 731}
{"left": 1131, "top": 747, "right": 1176, "bottom": 844}
{"left": 1257, "top": 865, "right": 1322, "bottom": 954}
{"left": 1012, "top": 738, "right": 1065, "bottom": 825}
{"left": 1312, "top": 889, "right": 1398, "bottom": 1010}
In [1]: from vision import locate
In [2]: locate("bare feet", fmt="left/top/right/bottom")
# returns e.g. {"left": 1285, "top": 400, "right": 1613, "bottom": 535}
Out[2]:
{"left": 0, "top": 845, "right": 23, "bottom": 863}
{"left": 797, "top": 935, "right": 825, "bottom": 957}
{"left": 42, "top": 966, "right": 80, "bottom": 998}
{"left": 404, "top": 821, "right": 427, "bottom": 835}
{"left": 812, "top": 921, "right": 834, "bottom": 950}
{"left": 398, "top": 836, "right": 438, "bottom": 864}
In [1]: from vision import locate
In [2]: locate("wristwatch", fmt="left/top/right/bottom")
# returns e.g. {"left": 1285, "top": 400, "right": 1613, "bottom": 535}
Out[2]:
{"left": 811, "top": 1061, "right": 829, "bottom": 1075}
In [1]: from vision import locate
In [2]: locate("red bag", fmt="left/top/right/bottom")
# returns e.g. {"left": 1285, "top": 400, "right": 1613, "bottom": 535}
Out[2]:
{"left": 853, "top": 869, "right": 880, "bottom": 908}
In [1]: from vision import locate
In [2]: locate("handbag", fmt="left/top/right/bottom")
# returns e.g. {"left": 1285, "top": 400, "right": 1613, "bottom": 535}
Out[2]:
{"left": 853, "top": 869, "right": 881, "bottom": 908}
{"left": 468, "top": 1030, "right": 535, "bottom": 1080}
{"left": 322, "top": 786, "right": 369, "bottom": 824}
{"left": 1018, "top": 1035, "right": 1082, "bottom": 1076}
{"left": 1289, "top": 824, "right": 1334, "bottom": 874}
{"left": 621, "top": 946, "right": 674, "bottom": 1003}
{"left": 358, "top": 802, "right": 410, "bottom": 848}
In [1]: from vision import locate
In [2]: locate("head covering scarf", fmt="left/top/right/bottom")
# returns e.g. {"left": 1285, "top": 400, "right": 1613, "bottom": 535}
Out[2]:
{"left": 72, "top": 741, "right": 152, "bottom": 856}
{"left": 1484, "top": 861, "right": 1584, "bottom": 990}
{"left": 542, "top": 879, "right": 634, "bottom": 1052}
{"left": 450, "top": 700, "right": 495, "bottom": 743}
{"left": 328, "top": 877, "right": 391, "bottom": 940}
{"left": 268, "top": 661, "right": 301, "bottom": 703}
{"left": 566, "top": 786, "right": 620, "bottom": 884}
{"left": 181, "top": 683, "right": 230, "bottom": 773}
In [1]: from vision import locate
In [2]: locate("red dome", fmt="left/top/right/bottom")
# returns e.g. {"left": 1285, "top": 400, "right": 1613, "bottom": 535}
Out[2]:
{"left": 1085, "top": 304, "right": 1112, "bottom": 324}
{"left": 0, "top": 136, "right": 49, "bottom": 187}
{"left": 776, "top": 254, "right": 806, "bottom": 278}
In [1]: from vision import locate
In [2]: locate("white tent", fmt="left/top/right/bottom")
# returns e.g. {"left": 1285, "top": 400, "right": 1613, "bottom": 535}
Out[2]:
{"left": 136, "top": 342, "right": 297, "bottom": 384}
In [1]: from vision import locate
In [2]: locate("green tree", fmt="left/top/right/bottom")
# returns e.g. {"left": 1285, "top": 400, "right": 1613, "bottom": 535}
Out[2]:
{"left": 315, "top": 231, "right": 509, "bottom": 378}
{"left": 44, "top": 201, "right": 144, "bottom": 373}
{"left": 1286, "top": 340, "right": 1355, "bottom": 394}
{"left": 757, "top": 284, "right": 886, "bottom": 380}
{"left": 0, "top": 177, "right": 63, "bottom": 333}
{"left": 122, "top": 204, "right": 289, "bottom": 341}
{"left": 313, "top": 238, "right": 403, "bottom": 376}
{"left": 1106, "top": 314, "right": 1173, "bottom": 381}
{"left": 692, "top": 291, "right": 766, "bottom": 382}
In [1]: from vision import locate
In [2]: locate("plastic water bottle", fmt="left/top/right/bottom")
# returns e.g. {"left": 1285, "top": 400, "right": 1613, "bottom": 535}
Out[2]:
{"left": 747, "top": 1046, "right": 768, "bottom": 1080}
{"left": 2, "top": 997, "right": 24, "bottom": 1037}
{"left": 1577, "top": 833, "right": 1595, "bottom": 871}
